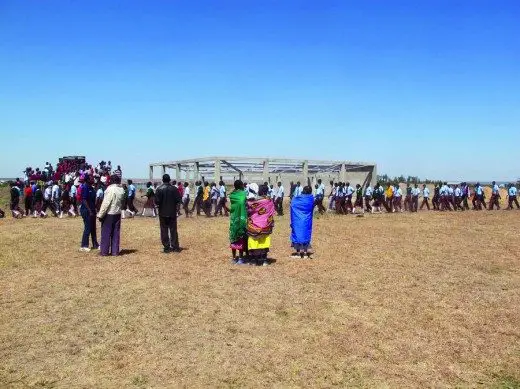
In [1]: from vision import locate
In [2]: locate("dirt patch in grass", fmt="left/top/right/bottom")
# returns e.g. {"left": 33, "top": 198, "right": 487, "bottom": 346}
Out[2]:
{"left": 1, "top": 209, "right": 519, "bottom": 388}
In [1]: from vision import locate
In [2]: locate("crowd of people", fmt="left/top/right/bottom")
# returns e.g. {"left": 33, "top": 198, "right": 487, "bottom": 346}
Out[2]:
{"left": 2, "top": 166, "right": 519, "bottom": 265}
{"left": 325, "top": 180, "right": 520, "bottom": 214}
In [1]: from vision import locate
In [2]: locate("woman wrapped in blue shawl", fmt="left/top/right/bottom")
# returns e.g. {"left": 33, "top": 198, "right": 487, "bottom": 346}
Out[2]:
{"left": 290, "top": 186, "right": 314, "bottom": 258}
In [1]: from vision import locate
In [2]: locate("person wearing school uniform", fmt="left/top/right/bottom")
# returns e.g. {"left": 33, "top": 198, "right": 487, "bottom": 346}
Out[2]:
{"left": 293, "top": 182, "right": 303, "bottom": 198}
{"left": 43, "top": 183, "right": 57, "bottom": 217}
{"left": 51, "top": 181, "right": 61, "bottom": 216}
{"left": 352, "top": 184, "right": 364, "bottom": 214}
{"left": 215, "top": 181, "right": 230, "bottom": 216}
{"left": 420, "top": 184, "right": 431, "bottom": 211}
{"left": 95, "top": 183, "right": 104, "bottom": 213}
{"left": 126, "top": 180, "right": 137, "bottom": 216}
{"left": 328, "top": 182, "right": 337, "bottom": 211}
{"left": 33, "top": 184, "right": 44, "bottom": 217}
{"left": 60, "top": 185, "right": 75, "bottom": 218}
{"left": 335, "top": 183, "right": 345, "bottom": 214}
{"left": 210, "top": 182, "right": 219, "bottom": 215}
{"left": 181, "top": 182, "right": 191, "bottom": 217}
{"left": 439, "top": 183, "right": 450, "bottom": 211}
{"left": 141, "top": 182, "right": 157, "bottom": 217}
{"left": 393, "top": 184, "right": 403, "bottom": 212}
{"left": 314, "top": 179, "right": 326, "bottom": 214}
{"left": 267, "top": 184, "right": 274, "bottom": 200}
{"left": 403, "top": 185, "right": 412, "bottom": 212}
{"left": 275, "top": 181, "right": 285, "bottom": 216}
{"left": 411, "top": 184, "right": 420, "bottom": 212}
{"left": 474, "top": 183, "right": 485, "bottom": 210}
{"left": 364, "top": 184, "right": 373, "bottom": 213}
{"left": 488, "top": 181, "right": 501, "bottom": 210}
{"left": 189, "top": 181, "right": 201, "bottom": 215}
{"left": 10, "top": 182, "right": 23, "bottom": 218}
{"left": 461, "top": 182, "right": 470, "bottom": 210}
{"left": 448, "top": 185, "right": 456, "bottom": 210}
{"left": 454, "top": 185, "right": 464, "bottom": 211}
{"left": 507, "top": 183, "right": 520, "bottom": 210}
{"left": 432, "top": 184, "right": 440, "bottom": 210}
{"left": 344, "top": 182, "right": 354, "bottom": 214}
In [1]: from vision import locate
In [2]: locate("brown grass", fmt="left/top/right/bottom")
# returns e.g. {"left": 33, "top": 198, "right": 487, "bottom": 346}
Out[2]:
{"left": 0, "top": 202, "right": 519, "bottom": 388}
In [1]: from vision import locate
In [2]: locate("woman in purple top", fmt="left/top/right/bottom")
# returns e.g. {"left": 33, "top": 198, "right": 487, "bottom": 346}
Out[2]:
{"left": 80, "top": 175, "right": 99, "bottom": 252}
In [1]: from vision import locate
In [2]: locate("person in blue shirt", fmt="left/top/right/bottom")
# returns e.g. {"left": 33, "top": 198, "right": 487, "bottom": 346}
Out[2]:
{"left": 314, "top": 179, "right": 326, "bottom": 214}
{"left": 473, "top": 182, "right": 485, "bottom": 210}
{"left": 488, "top": 181, "right": 501, "bottom": 210}
{"left": 79, "top": 175, "right": 99, "bottom": 252}
{"left": 215, "top": 181, "right": 230, "bottom": 216}
{"left": 507, "top": 183, "right": 519, "bottom": 210}
{"left": 126, "top": 179, "right": 137, "bottom": 216}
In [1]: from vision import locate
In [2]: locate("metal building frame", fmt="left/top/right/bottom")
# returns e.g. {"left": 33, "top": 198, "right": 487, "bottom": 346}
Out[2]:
{"left": 149, "top": 157, "right": 377, "bottom": 187}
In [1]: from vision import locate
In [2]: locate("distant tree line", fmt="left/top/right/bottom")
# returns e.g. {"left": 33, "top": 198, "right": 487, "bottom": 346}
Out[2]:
{"left": 377, "top": 174, "right": 439, "bottom": 185}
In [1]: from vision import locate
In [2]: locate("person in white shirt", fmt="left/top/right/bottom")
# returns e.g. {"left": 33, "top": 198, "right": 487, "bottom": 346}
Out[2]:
{"left": 393, "top": 184, "right": 403, "bottom": 212}
{"left": 411, "top": 184, "right": 420, "bottom": 212}
{"left": 420, "top": 184, "right": 431, "bottom": 210}
{"left": 275, "top": 181, "right": 284, "bottom": 216}
{"left": 43, "top": 184, "right": 57, "bottom": 217}
{"left": 314, "top": 179, "right": 326, "bottom": 214}
{"left": 345, "top": 182, "right": 354, "bottom": 213}
{"left": 364, "top": 184, "right": 373, "bottom": 213}
{"left": 454, "top": 184, "right": 463, "bottom": 211}
{"left": 182, "top": 182, "right": 192, "bottom": 217}
{"left": 51, "top": 181, "right": 61, "bottom": 216}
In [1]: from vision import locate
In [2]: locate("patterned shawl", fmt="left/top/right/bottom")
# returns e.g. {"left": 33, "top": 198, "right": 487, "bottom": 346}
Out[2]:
{"left": 229, "top": 190, "right": 247, "bottom": 243}
{"left": 247, "top": 197, "right": 275, "bottom": 237}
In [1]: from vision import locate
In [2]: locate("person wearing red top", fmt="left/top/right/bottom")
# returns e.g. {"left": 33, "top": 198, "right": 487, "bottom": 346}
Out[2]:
{"left": 176, "top": 181, "right": 184, "bottom": 216}
{"left": 24, "top": 184, "right": 33, "bottom": 216}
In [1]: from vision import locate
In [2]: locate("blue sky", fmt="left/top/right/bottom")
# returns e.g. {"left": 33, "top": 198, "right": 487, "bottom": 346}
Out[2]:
{"left": 1, "top": 1, "right": 519, "bottom": 181}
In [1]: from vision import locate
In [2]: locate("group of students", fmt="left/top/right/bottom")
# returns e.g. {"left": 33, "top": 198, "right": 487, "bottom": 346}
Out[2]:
{"left": 4, "top": 177, "right": 140, "bottom": 220}
{"left": 326, "top": 181, "right": 520, "bottom": 214}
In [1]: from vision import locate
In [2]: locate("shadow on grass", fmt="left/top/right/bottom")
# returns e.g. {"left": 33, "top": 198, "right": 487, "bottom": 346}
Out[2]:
{"left": 119, "top": 249, "right": 138, "bottom": 256}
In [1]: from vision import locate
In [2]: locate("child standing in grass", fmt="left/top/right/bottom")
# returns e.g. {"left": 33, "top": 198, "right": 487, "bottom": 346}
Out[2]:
{"left": 229, "top": 180, "right": 248, "bottom": 264}
{"left": 290, "top": 186, "right": 315, "bottom": 259}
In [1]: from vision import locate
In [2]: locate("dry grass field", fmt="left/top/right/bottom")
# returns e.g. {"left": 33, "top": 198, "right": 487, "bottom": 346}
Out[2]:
{"left": 1, "top": 190, "right": 519, "bottom": 388}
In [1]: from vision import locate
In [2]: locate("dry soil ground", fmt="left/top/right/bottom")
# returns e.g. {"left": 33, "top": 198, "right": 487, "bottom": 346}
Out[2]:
{"left": 1, "top": 198, "right": 519, "bottom": 388}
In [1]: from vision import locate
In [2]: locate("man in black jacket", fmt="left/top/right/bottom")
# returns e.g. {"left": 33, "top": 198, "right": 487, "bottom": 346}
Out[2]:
{"left": 155, "top": 174, "right": 182, "bottom": 253}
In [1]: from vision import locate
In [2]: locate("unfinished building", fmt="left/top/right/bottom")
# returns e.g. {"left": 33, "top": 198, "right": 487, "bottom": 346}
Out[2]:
{"left": 149, "top": 157, "right": 377, "bottom": 191}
